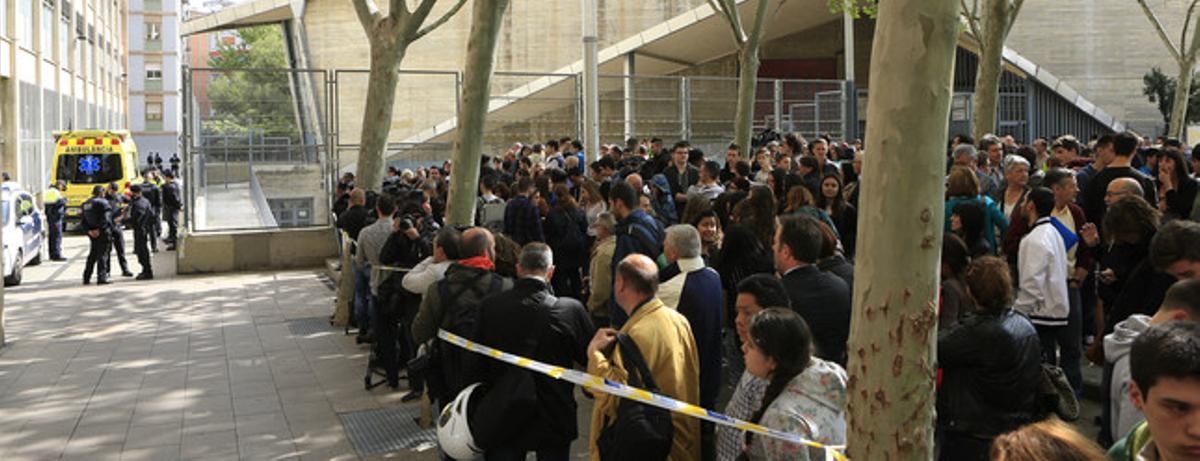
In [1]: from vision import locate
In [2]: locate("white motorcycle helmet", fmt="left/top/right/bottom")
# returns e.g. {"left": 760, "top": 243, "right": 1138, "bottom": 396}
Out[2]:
{"left": 437, "top": 382, "right": 483, "bottom": 460}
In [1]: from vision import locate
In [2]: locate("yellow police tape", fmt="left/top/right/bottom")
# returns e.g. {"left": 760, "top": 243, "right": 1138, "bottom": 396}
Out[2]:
{"left": 437, "top": 329, "right": 849, "bottom": 461}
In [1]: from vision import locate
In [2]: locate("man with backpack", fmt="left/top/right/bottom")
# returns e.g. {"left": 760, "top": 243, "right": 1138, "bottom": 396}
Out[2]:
{"left": 475, "top": 173, "right": 506, "bottom": 233}
{"left": 607, "top": 181, "right": 664, "bottom": 329}
{"left": 411, "top": 227, "right": 512, "bottom": 407}
{"left": 468, "top": 243, "right": 595, "bottom": 459}
{"left": 587, "top": 254, "right": 699, "bottom": 461}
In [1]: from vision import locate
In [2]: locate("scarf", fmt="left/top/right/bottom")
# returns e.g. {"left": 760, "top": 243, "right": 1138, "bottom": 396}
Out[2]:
{"left": 459, "top": 256, "right": 495, "bottom": 271}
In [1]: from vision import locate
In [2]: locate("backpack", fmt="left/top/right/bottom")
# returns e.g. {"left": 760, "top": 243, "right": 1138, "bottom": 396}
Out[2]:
{"left": 478, "top": 197, "right": 506, "bottom": 233}
{"left": 431, "top": 271, "right": 505, "bottom": 401}
{"left": 597, "top": 334, "right": 674, "bottom": 461}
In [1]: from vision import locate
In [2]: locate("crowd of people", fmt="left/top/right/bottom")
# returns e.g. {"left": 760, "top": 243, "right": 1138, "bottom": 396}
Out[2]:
{"left": 333, "top": 132, "right": 1200, "bottom": 461}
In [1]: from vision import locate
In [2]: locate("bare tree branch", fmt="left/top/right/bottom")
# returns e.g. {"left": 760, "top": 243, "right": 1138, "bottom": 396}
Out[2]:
{"left": 960, "top": 0, "right": 984, "bottom": 54}
{"left": 1183, "top": 0, "right": 1200, "bottom": 58}
{"left": 1003, "top": 0, "right": 1025, "bottom": 38}
{"left": 720, "top": 0, "right": 748, "bottom": 42}
{"left": 707, "top": 0, "right": 746, "bottom": 45}
{"left": 1137, "top": 0, "right": 1184, "bottom": 63}
{"left": 352, "top": 0, "right": 383, "bottom": 32}
{"left": 410, "top": 0, "right": 469, "bottom": 41}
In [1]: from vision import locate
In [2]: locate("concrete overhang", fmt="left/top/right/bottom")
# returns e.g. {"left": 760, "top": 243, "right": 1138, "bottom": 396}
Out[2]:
{"left": 181, "top": 0, "right": 299, "bottom": 36}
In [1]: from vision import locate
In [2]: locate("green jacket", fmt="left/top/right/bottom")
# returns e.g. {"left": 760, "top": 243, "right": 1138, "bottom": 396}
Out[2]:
{"left": 1108, "top": 421, "right": 1153, "bottom": 461}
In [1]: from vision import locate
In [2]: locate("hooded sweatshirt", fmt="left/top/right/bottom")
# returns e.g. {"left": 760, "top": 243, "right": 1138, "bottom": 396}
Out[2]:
{"left": 747, "top": 358, "right": 848, "bottom": 461}
{"left": 1104, "top": 314, "right": 1151, "bottom": 439}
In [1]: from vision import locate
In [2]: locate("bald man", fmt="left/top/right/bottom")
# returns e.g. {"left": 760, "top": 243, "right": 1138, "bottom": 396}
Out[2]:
{"left": 1104, "top": 177, "right": 1145, "bottom": 208}
{"left": 588, "top": 254, "right": 700, "bottom": 460}
{"left": 625, "top": 173, "right": 644, "bottom": 195}
{"left": 411, "top": 226, "right": 512, "bottom": 405}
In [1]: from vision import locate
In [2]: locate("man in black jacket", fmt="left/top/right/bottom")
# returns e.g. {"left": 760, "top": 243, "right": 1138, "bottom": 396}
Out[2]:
{"left": 106, "top": 182, "right": 133, "bottom": 277}
{"left": 336, "top": 189, "right": 370, "bottom": 242}
{"left": 139, "top": 171, "right": 162, "bottom": 252}
{"left": 1083, "top": 132, "right": 1157, "bottom": 234}
{"left": 81, "top": 186, "right": 114, "bottom": 285}
{"left": 774, "top": 214, "right": 851, "bottom": 365}
{"left": 663, "top": 141, "right": 699, "bottom": 211}
{"left": 127, "top": 185, "right": 155, "bottom": 279}
{"left": 161, "top": 170, "right": 183, "bottom": 250}
{"left": 472, "top": 242, "right": 594, "bottom": 458}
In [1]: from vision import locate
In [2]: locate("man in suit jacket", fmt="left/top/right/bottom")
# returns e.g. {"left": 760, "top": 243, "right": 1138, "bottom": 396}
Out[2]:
{"left": 472, "top": 243, "right": 595, "bottom": 458}
{"left": 775, "top": 214, "right": 852, "bottom": 366}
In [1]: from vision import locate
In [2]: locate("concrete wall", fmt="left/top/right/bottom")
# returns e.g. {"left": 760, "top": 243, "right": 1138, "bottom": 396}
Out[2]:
{"left": 1007, "top": 0, "right": 1183, "bottom": 136}
{"left": 303, "top": 0, "right": 707, "bottom": 147}
{"left": 177, "top": 226, "right": 336, "bottom": 273}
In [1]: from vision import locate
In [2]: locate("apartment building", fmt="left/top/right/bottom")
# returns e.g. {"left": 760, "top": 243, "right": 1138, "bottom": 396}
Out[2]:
{"left": 127, "top": 0, "right": 180, "bottom": 166}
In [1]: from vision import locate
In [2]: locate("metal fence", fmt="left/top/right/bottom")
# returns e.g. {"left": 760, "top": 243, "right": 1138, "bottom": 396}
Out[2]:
{"left": 184, "top": 66, "right": 852, "bottom": 232}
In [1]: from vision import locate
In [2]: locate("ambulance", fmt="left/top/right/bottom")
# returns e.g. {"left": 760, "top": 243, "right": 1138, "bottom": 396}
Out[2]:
{"left": 50, "top": 130, "right": 141, "bottom": 228}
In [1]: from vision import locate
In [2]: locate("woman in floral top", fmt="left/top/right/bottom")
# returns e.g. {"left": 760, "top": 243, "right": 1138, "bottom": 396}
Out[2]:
{"left": 740, "top": 308, "right": 849, "bottom": 460}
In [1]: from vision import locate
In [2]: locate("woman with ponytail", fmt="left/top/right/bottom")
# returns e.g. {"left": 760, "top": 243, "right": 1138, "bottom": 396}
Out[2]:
{"left": 738, "top": 308, "right": 848, "bottom": 460}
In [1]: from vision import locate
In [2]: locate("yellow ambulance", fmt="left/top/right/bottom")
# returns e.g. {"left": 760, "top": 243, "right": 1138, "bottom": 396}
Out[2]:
{"left": 50, "top": 130, "right": 141, "bottom": 227}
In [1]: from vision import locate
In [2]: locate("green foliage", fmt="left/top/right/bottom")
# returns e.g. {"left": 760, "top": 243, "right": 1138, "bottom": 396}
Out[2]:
{"left": 204, "top": 25, "right": 299, "bottom": 142}
{"left": 826, "top": 0, "right": 878, "bottom": 18}
{"left": 1142, "top": 67, "right": 1200, "bottom": 128}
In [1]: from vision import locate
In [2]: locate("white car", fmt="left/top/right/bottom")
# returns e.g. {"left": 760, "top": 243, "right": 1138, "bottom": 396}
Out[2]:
{"left": 2, "top": 182, "right": 44, "bottom": 286}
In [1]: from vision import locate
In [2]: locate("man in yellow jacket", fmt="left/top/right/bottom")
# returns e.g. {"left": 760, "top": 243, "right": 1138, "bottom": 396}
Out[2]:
{"left": 588, "top": 254, "right": 700, "bottom": 461}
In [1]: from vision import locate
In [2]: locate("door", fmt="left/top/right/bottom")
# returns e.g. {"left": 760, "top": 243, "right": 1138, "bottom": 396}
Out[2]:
{"left": 17, "top": 193, "right": 38, "bottom": 260}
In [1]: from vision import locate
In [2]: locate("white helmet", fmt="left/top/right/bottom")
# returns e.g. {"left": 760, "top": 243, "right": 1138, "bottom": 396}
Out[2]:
{"left": 437, "top": 383, "right": 483, "bottom": 460}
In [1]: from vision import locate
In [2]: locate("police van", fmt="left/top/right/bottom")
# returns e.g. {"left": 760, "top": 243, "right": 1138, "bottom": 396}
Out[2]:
{"left": 50, "top": 131, "right": 141, "bottom": 228}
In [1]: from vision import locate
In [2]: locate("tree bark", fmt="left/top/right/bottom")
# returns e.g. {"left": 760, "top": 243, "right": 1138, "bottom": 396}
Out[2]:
{"left": 970, "top": 0, "right": 1009, "bottom": 141}
{"left": 354, "top": 41, "right": 405, "bottom": 193}
{"left": 845, "top": 0, "right": 960, "bottom": 459}
{"left": 1170, "top": 58, "right": 1194, "bottom": 138}
{"left": 446, "top": 0, "right": 511, "bottom": 226}
{"left": 732, "top": 0, "right": 770, "bottom": 157}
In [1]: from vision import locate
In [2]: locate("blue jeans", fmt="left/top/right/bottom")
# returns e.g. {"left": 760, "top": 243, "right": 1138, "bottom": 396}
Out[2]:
{"left": 353, "top": 262, "right": 373, "bottom": 332}
{"left": 1036, "top": 286, "right": 1083, "bottom": 396}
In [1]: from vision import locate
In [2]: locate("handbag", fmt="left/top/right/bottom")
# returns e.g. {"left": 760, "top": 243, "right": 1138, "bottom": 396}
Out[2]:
{"left": 597, "top": 334, "right": 674, "bottom": 461}
{"left": 1039, "top": 363, "right": 1080, "bottom": 421}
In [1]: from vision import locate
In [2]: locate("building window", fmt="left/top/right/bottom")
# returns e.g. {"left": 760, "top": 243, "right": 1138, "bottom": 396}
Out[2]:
{"left": 59, "top": 18, "right": 69, "bottom": 65}
{"left": 18, "top": 0, "right": 35, "bottom": 47}
{"left": 146, "top": 101, "right": 163, "bottom": 121}
{"left": 146, "top": 63, "right": 162, "bottom": 80}
{"left": 145, "top": 21, "right": 160, "bottom": 41}
{"left": 267, "top": 199, "right": 315, "bottom": 228}
{"left": 41, "top": 2, "right": 53, "bottom": 54}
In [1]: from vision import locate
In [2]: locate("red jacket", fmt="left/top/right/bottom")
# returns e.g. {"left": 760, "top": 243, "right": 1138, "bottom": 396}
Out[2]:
{"left": 1003, "top": 202, "right": 1094, "bottom": 272}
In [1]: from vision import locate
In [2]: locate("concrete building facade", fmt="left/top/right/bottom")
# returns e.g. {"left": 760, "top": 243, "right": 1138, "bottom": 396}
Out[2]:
{"left": 127, "top": 0, "right": 180, "bottom": 166}
{"left": 2, "top": 0, "right": 128, "bottom": 192}
{"left": 1008, "top": 0, "right": 1191, "bottom": 137}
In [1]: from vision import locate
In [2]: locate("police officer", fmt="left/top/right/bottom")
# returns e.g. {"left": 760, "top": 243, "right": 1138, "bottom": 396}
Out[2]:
{"left": 81, "top": 185, "right": 113, "bottom": 285}
{"left": 161, "top": 170, "right": 182, "bottom": 251}
{"left": 128, "top": 185, "right": 154, "bottom": 280}
{"left": 169, "top": 153, "right": 181, "bottom": 177}
{"left": 106, "top": 182, "right": 133, "bottom": 277}
{"left": 140, "top": 170, "right": 162, "bottom": 252}
{"left": 44, "top": 181, "right": 68, "bottom": 261}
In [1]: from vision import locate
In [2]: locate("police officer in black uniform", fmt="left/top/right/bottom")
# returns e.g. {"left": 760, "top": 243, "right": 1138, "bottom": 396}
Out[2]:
{"left": 128, "top": 185, "right": 154, "bottom": 280}
{"left": 140, "top": 170, "right": 162, "bottom": 252}
{"left": 169, "top": 153, "right": 181, "bottom": 177}
{"left": 106, "top": 182, "right": 133, "bottom": 277}
{"left": 161, "top": 170, "right": 182, "bottom": 251}
{"left": 81, "top": 185, "right": 114, "bottom": 285}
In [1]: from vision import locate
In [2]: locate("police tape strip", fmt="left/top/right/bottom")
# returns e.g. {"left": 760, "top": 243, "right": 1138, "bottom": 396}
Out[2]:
{"left": 437, "top": 329, "right": 848, "bottom": 461}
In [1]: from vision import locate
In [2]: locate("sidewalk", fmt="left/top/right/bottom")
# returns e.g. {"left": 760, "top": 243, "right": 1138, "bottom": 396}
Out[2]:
{"left": 0, "top": 234, "right": 443, "bottom": 460}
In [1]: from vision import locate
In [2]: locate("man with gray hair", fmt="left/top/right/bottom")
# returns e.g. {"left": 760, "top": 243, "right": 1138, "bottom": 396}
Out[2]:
{"left": 472, "top": 243, "right": 595, "bottom": 457}
{"left": 658, "top": 224, "right": 724, "bottom": 459}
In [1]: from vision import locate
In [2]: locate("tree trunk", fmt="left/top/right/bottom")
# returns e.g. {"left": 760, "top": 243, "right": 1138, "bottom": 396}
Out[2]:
{"left": 970, "top": 0, "right": 1009, "bottom": 141}
{"left": 1170, "top": 58, "right": 1195, "bottom": 139}
{"left": 354, "top": 41, "right": 405, "bottom": 193}
{"left": 845, "top": 0, "right": 960, "bottom": 459}
{"left": 445, "top": 0, "right": 511, "bottom": 227}
{"left": 733, "top": 0, "right": 770, "bottom": 156}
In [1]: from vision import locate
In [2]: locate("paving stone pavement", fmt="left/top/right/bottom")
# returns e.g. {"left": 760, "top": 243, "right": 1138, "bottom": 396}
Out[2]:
{"left": 0, "top": 235, "right": 451, "bottom": 460}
